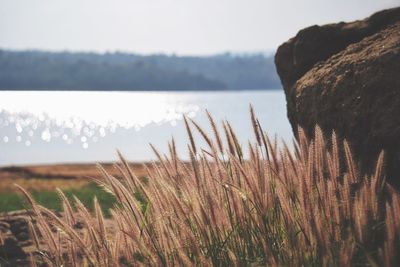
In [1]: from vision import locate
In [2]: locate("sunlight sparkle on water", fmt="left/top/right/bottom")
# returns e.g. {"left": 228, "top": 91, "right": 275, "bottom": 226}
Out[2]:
{"left": 0, "top": 91, "right": 199, "bottom": 147}
{"left": 0, "top": 90, "right": 292, "bottom": 165}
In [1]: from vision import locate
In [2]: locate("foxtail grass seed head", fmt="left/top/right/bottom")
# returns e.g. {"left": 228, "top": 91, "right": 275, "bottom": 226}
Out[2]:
{"left": 17, "top": 110, "right": 399, "bottom": 267}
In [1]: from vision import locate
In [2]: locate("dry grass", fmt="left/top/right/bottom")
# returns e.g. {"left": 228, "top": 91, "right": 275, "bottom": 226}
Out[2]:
{"left": 18, "top": 108, "right": 400, "bottom": 266}
{"left": 0, "top": 178, "right": 89, "bottom": 193}
{"left": 0, "top": 163, "right": 150, "bottom": 192}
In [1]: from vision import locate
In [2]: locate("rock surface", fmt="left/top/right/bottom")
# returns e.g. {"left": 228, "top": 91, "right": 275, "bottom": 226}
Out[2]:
{"left": 0, "top": 210, "right": 117, "bottom": 266}
{"left": 275, "top": 7, "right": 400, "bottom": 187}
{"left": 0, "top": 211, "right": 31, "bottom": 266}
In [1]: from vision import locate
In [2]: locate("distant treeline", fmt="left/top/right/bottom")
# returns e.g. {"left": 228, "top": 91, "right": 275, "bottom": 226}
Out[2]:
{"left": 0, "top": 50, "right": 281, "bottom": 91}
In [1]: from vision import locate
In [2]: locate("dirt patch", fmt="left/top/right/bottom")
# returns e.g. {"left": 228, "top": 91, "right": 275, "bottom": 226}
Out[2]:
{"left": 0, "top": 162, "right": 151, "bottom": 193}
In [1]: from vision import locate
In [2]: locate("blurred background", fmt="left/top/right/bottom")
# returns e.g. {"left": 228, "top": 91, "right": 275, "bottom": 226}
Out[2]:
{"left": 0, "top": 0, "right": 398, "bottom": 165}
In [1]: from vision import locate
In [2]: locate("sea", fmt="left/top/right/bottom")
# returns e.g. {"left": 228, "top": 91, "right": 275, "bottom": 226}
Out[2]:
{"left": 0, "top": 90, "right": 293, "bottom": 165}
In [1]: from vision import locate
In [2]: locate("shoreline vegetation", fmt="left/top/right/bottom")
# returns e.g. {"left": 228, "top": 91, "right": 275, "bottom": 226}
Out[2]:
{"left": 2, "top": 108, "right": 399, "bottom": 266}
{"left": 0, "top": 50, "right": 280, "bottom": 91}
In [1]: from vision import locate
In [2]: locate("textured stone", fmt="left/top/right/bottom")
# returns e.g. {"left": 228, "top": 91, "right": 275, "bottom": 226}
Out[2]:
{"left": 275, "top": 7, "right": 400, "bottom": 187}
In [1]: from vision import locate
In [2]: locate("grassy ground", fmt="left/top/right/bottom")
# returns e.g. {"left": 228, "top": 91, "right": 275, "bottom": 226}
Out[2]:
{"left": 0, "top": 182, "right": 116, "bottom": 216}
{"left": 0, "top": 162, "right": 151, "bottom": 216}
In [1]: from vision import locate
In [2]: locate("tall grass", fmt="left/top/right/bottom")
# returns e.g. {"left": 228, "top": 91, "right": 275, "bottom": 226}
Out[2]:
{"left": 18, "top": 108, "right": 399, "bottom": 266}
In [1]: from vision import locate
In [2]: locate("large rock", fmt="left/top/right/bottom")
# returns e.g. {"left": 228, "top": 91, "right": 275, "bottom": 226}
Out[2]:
{"left": 275, "top": 7, "right": 400, "bottom": 187}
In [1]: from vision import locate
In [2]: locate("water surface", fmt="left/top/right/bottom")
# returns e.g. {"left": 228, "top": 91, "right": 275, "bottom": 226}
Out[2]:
{"left": 0, "top": 90, "right": 292, "bottom": 165}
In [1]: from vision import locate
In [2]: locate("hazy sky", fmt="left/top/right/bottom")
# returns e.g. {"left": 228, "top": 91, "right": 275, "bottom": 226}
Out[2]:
{"left": 0, "top": 0, "right": 398, "bottom": 55}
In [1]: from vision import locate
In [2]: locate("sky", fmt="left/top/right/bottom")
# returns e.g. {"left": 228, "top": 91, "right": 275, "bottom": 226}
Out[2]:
{"left": 0, "top": 0, "right": 398, "bottom": 55}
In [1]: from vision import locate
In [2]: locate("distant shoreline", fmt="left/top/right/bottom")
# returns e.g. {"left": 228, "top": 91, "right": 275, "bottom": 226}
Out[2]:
{"left": 0, "top": 50, "right": 281, "bottom": 91}
{"left": 0, "top": 88, "right": 282, "bottom": 92}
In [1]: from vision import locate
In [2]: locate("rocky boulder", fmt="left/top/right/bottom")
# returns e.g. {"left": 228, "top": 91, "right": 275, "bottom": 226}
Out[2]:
{"left": 275, "top": 7, "right": 400, "bottom": 187}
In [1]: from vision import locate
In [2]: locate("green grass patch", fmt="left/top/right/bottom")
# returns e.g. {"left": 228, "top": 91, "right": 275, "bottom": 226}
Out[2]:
{"left": 0, "top": 182, "right": 116, "bottom": 216}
